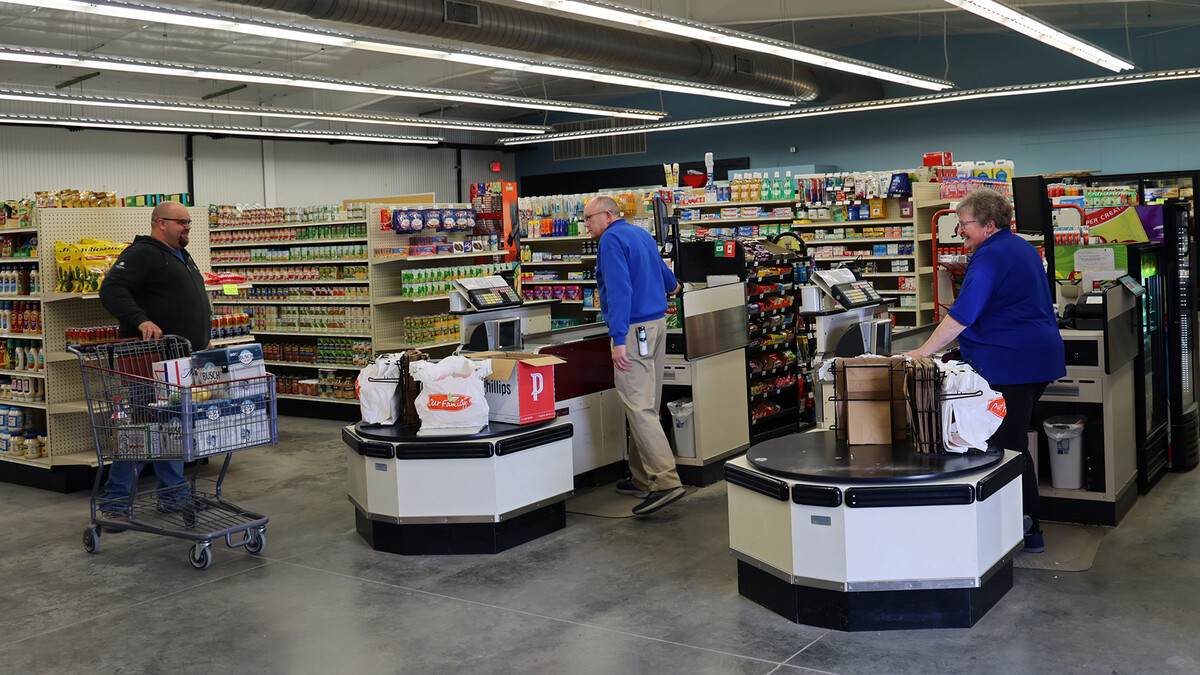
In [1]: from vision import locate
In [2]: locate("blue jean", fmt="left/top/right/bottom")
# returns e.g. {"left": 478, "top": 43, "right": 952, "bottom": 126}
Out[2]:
{"left": 100, "top": 460, "right": 187, "bottom": 503}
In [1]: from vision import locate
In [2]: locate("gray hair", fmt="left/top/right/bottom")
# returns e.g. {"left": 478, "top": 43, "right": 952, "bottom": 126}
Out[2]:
{"left": 957, "top": 188, "right": 1013, "bottom": 230}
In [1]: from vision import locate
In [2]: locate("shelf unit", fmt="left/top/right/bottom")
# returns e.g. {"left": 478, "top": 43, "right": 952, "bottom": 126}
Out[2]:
{"left": 519, "top": 235, "right": 601, "bottom": 331}
{"left": 745, "top": 250, "right": 813, "bottom": 445}
{"left": 671, "top": 194, "right": 936, "bottom": 328}
{"left": 207, "top": 213, "right": 372, "bottom": 407}
{"left": 365, "top": 201, "right": 515, "bottom": 358}
{"left": 0, "top": 206, "right": 210, "bottom": 475}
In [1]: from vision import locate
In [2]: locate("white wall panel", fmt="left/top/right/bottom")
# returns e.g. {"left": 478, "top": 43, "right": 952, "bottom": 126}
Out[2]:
{"left": 0, "top": 126, "right": 186, "bottom": 197}
{"left": 192, "top": 136, "right": 267, "bottom": 206}
{"left": 270, "top": 142, "right": 458, "bottom": 205}
{"left": 462, "top": 149, "right": 516, "bottom": 187}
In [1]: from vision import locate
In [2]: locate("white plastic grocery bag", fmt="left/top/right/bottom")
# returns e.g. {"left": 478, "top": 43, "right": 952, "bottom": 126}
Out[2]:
{"left": 356, "top": 357, "right": 401, "bottom": 425}
{"left": 409, "top": 355, "right": 492, "bottom": 429}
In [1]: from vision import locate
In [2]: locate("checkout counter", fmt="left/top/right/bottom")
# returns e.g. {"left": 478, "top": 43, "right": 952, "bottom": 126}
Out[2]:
{"left": 723, "top": 269, "right": 1025, "bottom": 630}
{"left": 343, "top": 281, "right": 576, "bottom": 555}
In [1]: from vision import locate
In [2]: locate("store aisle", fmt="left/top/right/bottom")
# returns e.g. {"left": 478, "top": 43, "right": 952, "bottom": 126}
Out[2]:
{"left": 2, "top": 416, "right": 1200, "bottom": 674}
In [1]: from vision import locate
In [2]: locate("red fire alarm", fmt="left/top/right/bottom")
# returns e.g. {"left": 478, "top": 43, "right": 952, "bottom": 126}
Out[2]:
{"left": 491, "top": 162, "right": 502, "bottom": 172}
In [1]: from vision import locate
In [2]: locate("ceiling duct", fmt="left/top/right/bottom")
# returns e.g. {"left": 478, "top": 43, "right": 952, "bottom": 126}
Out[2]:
{"left": 228, "top": 0, "right": 883, "bottom": 104}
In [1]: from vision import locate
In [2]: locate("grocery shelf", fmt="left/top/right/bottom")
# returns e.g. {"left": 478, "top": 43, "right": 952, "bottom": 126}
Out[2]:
{"left": 252, "top": 330, "right": 372, "bottom": 338}
{"left": 212, "top": 258, "right": 368, "bottom": 267}
{"left": 523, "top": 235, "right": 590, "bottom": 242}
{"left": 0, "top": 452, "right": 51, "bottom": 467}
{"left": 210, "top": 335, "right": 256, "bottom": 347}
{"left": 681, "top": 215, "right": 794, "bottom": 225}
{"left": 789, "top": 217, "right": 915, "bottom": 228}
{"left": 677, "top": 197, "right": 799, "bottom": 209}
{"left": 558, "top": 300, "right": 583, "bottom": 305}
{"left": 0, "top": 294, "right": 40, "bottom": 301}
{"left": 277, "top": 393, "right": 360, "bottom": 405}
{"left": 877, "top": 290, "right": 917, "bottom": 295}
{"left": 805, "top": 237, "right": 917, "bottom": 245}
{"left": 48, "top": 399, "right": 89, "bottom": 414}
{"left": 0, "top": 257, "right": 38, "bottom": 263}
{"left": 204, "top": 284, "right": 253, "bottom": 291}
{"left": 374, "top": 294, "right": 452, "bottom": 305}
{"left": 212, "top": 298, "right": 370, "bottom": 306}
{"left": 211, "top": 218, "right": 366, "bottom": 232}
{"left": 265, "top": 360, "right": 361, "bottom": 370}
{"left": 210, "top": 236, "right": 366, "bottom": 249}
{"left": 0, "top": 368, "right": 45, "bottom": 378}
{"left": 44, "top": 292, "right": 100, "bottom": 302}
{"left": 523, "top": 279, "right": 595, "bottom": 285}
{"left": 371, "top": 251, "right": 508, "bottom": 264}
{"left": 582, "top": 307, "right": 601, "bottom": 312}
{"left": 813, "top": 255, "right": 914, "bottom": 261}
{"left": 522, "top": 257, "right": 595, "bottom": 265}
{"left": 861, "top": 272, "right": 916, "bottom": 277}
{"left": 0, "top": 332, "right": 42, "bottom": 340}
{"left": 0, "top": 226, "right": 38, "bottom": 234}
{"left": 248, "top": 279, "right": 370, "bottom": 285}
{"left": 0, "top": 399, "right": 47, "bottom": 409}
{"left": 374, "top": 338, "right": 460, "bottom": 352}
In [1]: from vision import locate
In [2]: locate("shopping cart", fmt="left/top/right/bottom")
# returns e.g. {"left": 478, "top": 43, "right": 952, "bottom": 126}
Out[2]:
{"left": 71, "top": 336, "right": 279, "bottom": 570}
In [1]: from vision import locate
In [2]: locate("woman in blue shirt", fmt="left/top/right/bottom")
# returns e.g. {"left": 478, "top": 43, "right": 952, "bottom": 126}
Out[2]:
{"left": 906, "top": 188, "right": 1066, "bottom": 553}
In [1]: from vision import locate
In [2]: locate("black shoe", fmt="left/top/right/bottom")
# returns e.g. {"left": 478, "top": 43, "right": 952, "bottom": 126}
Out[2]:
{"left": 632, "top": 486, "right": 686, "bottom": 515}
{"left": 98, "top": 510, "right": 128, "bottom": 521}
{"left": 615, "top": 478, "right": 649, "bottom": 499}
{"left": 1023, "top": 530, "right": 1045, "bottom": 553}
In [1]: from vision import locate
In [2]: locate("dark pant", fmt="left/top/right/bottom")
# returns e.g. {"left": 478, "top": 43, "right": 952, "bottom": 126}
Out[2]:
{"left": 989, "top": 382, "right": 1050, "bottom": 535}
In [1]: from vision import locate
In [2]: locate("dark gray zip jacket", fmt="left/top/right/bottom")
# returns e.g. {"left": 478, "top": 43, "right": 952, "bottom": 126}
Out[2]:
{"left": 99, "top": 235, "right": 212, "bottom": 352}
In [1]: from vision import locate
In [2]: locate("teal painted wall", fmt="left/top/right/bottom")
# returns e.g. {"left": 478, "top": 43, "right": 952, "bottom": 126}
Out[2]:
{"left": 514, "top": 27, "right": 1200, "bottom": 183}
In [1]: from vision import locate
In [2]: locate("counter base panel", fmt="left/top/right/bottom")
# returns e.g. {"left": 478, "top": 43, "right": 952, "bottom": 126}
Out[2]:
{"left": 678, "top": 451, "right": 745, "bottom": 487}
{"left": 353, "top": 501, "right": 566, "bottom": 555}
{"left": 736, "top": 558, "right": 1013, "bottom": 631}
{"left": 573, "top": 459, "right": 626, "bottom": 489}
{"left": 1040, "top": 476, "right": 1137, "bottom": 526}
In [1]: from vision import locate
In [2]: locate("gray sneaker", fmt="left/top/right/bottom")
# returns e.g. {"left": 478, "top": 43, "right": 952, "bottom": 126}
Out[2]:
{"left": 615, "top": 478, "right": 649, "bottom": 498}
{"left": 632, "top": 486, "right": 686, "bottom": 515}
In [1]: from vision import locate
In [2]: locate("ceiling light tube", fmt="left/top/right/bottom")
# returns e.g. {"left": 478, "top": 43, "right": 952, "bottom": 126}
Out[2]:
{"left": 0, "top": 88, "right": 551, "bottom": 134}
{"left": 0, "top": 45, "right": 666, "bottom": 119}
{"left": 498, "top": 68, "right": 1200, "bottom": 145}
{"left": 0, "top": 0, "right": 800, "bottom": 106}
{"left": 0, "top": 113, "right": 442, "bottom": 143}
{"left": 943, "top": 0, "right": 1133, "bottom": 72}
{"left": 507, "top": 0, "right": 954, "bottom": 91}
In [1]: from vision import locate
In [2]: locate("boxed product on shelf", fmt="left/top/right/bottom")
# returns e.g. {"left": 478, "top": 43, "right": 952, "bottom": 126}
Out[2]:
{"left": 899, "top": 276, "right": 916, "bottom": 291}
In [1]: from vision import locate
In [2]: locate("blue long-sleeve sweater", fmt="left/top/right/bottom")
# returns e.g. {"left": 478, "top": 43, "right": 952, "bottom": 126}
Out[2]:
{"left": 596, "top": 219, "right": 678, "bottom": 345}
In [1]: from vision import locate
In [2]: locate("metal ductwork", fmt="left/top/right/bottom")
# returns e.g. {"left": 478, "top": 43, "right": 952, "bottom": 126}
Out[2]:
{"left": 228, "top": 0, "right": 883, "bottom": 104}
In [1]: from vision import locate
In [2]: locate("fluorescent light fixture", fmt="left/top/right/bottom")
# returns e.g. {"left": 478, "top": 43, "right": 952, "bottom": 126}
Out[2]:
{"left": 0, "top": 88, "right": 550, "bottom": 134}
{"left": 0, "top": 0, "right": 801, "bottom": 107}
{"left": 0, "top": 45, "right": 666, "bottom": 119}
{"left": 0, "top": 113, "right": 443, "bottom": 143}
{"left": 507, "top": 0, "right": 954, "bottom": 91}
{"left": 944, "top": 0, "right": 1134, "bottom": 72}
{"left": 498, "top": 67, "right": 1200, "bottom": 145}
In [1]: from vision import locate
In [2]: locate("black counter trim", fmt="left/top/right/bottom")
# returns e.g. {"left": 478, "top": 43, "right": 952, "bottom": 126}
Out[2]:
{"left": 395, "top": 443, "right": 494, "bottom": 459}
{"left": 792, "top": 484, "right": 842, "bottom": 507}
{"left": 976, "top": 454, "right": 1024, "bottom": 502}
{"left": 724, "top": 464, "right": 789, "bottom": 501}
{"left": 495, "top": 422, "right": 574, "bottom": 456}
{"left": 845, "top": 485, "right": 975, "bottom": 508}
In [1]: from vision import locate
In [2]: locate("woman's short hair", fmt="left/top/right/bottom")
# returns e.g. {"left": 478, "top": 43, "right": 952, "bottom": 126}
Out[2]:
{"left": 957, "top": 188, "right": 1013, "bottom": 230}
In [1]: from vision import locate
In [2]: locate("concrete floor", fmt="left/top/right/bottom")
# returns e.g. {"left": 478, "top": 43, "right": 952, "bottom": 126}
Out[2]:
{"left": 2, "top": 415, "right": 1200, "bottom": 674}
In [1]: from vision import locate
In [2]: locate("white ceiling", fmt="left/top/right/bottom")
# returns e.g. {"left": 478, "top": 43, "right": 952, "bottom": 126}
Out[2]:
{"left": 0, "top": 0, "right": 1196, "bottom": 144}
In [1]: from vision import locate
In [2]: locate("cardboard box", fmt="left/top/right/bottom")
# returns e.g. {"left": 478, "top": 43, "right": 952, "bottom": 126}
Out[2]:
{"left": 834, "top": 357, "right": 907, "bottom": 445}
{"left": 476, "top": 351, "right": 566, "bottom": 424}
{"left": 114, "top": 424, "right": 163, "bottom": 459}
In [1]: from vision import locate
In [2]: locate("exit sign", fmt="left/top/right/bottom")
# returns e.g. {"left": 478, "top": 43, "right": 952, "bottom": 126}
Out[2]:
{"left": 491, "top": 162, "right": 502, "bottom": 172}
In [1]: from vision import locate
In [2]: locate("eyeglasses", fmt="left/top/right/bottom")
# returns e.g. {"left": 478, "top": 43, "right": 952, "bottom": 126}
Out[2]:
{"left": 957, "top": 219, "right": 980, "bottom": 227}
{"left": 583, "top": 211, "right": 609, "bottom": 222}
{"left": 160, "top": 217, "right": 192, "bottom": 226}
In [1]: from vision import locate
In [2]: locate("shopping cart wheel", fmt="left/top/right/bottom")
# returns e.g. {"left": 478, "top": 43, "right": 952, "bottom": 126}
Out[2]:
{"left": 244, "top": 528, "right": 265, "bottom": 555}
{"left": 83, "top": 528, "right": 99, "bottom": 554}
{"left": 189, "top": 544, "right": 212, "bottom": 570}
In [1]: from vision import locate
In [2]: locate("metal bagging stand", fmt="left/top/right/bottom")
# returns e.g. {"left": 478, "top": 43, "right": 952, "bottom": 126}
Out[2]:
{"left": 72, "top": 336, "right": 279, "bottom": 570}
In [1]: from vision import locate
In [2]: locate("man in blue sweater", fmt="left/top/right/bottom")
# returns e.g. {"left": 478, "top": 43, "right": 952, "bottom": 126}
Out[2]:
{"left": 585, "top": 196, "right": 685, "bottom": 515}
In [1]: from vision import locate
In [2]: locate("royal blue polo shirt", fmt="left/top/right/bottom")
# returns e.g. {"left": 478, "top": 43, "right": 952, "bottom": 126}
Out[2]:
{"left": 947, "top": 229, "right": 1066, "bottom": 385}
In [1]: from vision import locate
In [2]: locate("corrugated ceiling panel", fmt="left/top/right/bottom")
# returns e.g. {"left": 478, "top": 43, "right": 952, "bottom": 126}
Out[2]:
{"left": 0, "top": 126, "right": 186, "bottom": 198}
{"left": 192, "top": 137, "right": 266, "bottom": 206}
{"left": 270, "top": 142, "right": 458, "bottom": 205}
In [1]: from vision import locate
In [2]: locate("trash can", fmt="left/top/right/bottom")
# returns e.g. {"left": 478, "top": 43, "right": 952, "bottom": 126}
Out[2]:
{"left": 668, "top": 398, "right": 696, "bottom": 458}
{"left": 1043, "top": 416, "right": 1086, "bottom": 489}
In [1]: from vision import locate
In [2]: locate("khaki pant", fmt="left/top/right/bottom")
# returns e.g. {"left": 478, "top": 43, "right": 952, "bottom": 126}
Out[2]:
{"left": 614, "top": 317, "right": 681, "bottom": 492}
